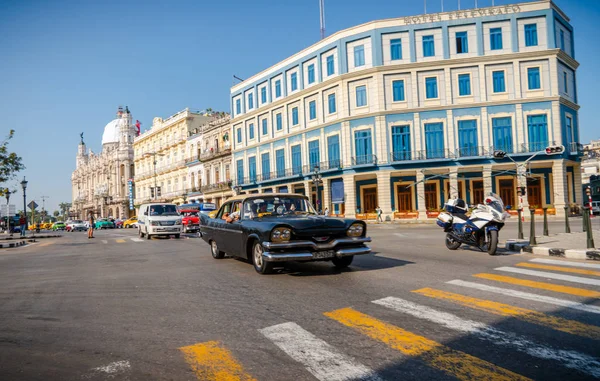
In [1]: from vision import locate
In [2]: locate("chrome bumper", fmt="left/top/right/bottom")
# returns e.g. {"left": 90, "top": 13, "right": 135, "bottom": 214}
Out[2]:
{"left": 262, "top": 245, "right": 371, "bottom": 262}
{"left": 262, "top": 237, "right": 371, "bottom": 251}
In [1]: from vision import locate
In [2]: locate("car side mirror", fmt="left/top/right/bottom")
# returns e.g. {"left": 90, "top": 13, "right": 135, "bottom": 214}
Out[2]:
{"left": 144, "top": 212, "right": 148, "bottom": 216}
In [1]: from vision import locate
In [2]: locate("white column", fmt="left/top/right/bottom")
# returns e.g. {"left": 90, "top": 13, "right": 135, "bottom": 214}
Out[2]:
{"left": 573, "top": 162, "right": 582, "bottom": 205}
{"left": 552, "top": 159, "right": 568, "bottom": 217}
{"left": 483, "top": 164, "right": 493, "bottom": 196}
{"left": 343, "top": 173, "right": 356, "bottom": 218}
{"left": 515, "top": 103, "right": 524, "bottom": 151}
{"left": 377, "top": 171, "right": 392, "bottom": 221}
{"left": 323, "top": 178, "right": 331, "bottom": 214}
{"left": 480, "top": 107, "right": 489, "bottom": 152}
{"left": 446, "top": 110, "right": 455, "bottom": 155}
{"left": 375, "top": 115, "right": 386, "bottom": 164}
{"left": 416, "top": 171, "right": 427, "bottom": 219}
{"left": 449, "top": 167, "right": 459, "bottom": 199}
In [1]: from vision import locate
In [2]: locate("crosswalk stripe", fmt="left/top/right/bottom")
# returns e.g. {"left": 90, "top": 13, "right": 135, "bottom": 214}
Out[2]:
{"left": 101, "top": 240, "right": 108, "bottom": 244}
{"left": 259, "top": 322, "right": 382, "bottom": 381}
{"left": 516, "top": 262, "right": 600, "bottom": 277}
{"left": 325, "top": 307, "right": 530, "bottom": 381}
{"left": 115, "top": 239, "right": 126, "bottom": 243}
{"left": 413, "top": 288, "right": 600, "bottom": 340}
{"left": 373, "top": 296, "right": 600, "bottom": 378}
{"left": 179, "top": 341, "right": 256, "bottom": 381}
{"left": 447, "top": 280, "right": 600, "bottom": 314}
{"left": 474, "top": 273, "right": 600, "bottom": 298}
{"left": 130, "top": 238, "right": 144, "bottom": 242}
{"left": 530, "top": 258, "right": 600, "bottom": 269}
{"left": 495, "top": 267, "right": 600, "bottom": 287}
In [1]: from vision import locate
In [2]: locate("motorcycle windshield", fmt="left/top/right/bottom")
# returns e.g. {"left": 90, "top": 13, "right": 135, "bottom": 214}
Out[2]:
{"left": 487, "top": 193, "right": 505, "bottom": 214}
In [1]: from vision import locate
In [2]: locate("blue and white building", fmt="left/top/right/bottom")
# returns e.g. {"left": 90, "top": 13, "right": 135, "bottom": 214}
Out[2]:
{"left": 230, "top": 0, "right": 581, "bottom": 220}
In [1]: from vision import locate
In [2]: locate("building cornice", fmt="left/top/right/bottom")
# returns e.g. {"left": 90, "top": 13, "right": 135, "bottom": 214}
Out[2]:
{"left": 559, "top": 98, "right": 580, "bottom": 111}
{"left": 231, "top": 49, "right": 569, "bottom": 125}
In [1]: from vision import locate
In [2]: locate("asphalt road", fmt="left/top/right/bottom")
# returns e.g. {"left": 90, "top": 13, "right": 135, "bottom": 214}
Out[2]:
{"left": 0, "top": 224, "right": 598, "bottom": 381}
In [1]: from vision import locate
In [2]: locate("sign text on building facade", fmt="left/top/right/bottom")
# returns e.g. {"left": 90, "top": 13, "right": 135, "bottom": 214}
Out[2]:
{"left": 404, "top": 5, "right": 521, "bottom": 25}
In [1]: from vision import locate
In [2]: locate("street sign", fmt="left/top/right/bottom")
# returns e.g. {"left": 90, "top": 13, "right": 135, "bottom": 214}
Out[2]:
{"left": 8, "top": 205, "right": 15, "bottom": 216}
{"left": 0, "top": 205, "right": 16, "bottom": 217}
{"left": 28, "top": 201, "right": 38, "bottom": 210}
{"left": 0, "top": 205, "right": 6, "bottom": 217}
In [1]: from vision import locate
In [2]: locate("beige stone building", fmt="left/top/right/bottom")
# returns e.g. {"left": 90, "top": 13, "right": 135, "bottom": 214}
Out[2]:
{"left": 185, "top": 114, "right": 232, "bottom": 207}
{"left": 71, "top": 106, "right": 136, "bottom": 219}
{"left": 133, "top": 108, "right": 212, "bottom": 207}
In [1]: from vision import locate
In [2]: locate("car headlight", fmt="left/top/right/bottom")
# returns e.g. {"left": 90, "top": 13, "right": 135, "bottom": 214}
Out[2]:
{"left": 270, "top": 227, "right": 291, "bottom": 242}
{"left": 347, "top": 223, "right": 364, "bottom": 237}
{"left": 151, "top": 221, "right": 160, "bottom": 226}
{"left": 175, "top": 219, "right": 182, "bottom": 225}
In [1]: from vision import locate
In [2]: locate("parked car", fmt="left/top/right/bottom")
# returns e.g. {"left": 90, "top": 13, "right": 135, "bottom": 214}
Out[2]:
{"left": 66, "top": 219, "right": 87, "bottom": 232}
{"left": 123, "top": 216, "right": 138, "bottom": 228}
{"left": 41, "top": 222, "right": 53, "bottom": 230}
{"left": 180, "top": 209, "right": 200, "bottom": 233}
{"left": 138, "top": 203, "right": 182, "bottom": 239}
{"left": 52, "top": 222, "right": 66, "bottom": 231}
{"left": 199, "top": 193, "right": 372, "bottom": 274}
{"left": 113, "top": 219, "right": 124, "bottom": 228}
{"left": 95, "top": 218, "right": 115, "bottom": 229}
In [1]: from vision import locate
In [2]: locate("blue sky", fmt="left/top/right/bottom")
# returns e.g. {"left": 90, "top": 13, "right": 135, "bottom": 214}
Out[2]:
{"left": 1, "top": 0, "right": 598, "bottom": 213}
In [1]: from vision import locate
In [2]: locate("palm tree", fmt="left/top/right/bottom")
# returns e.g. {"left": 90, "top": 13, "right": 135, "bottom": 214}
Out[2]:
{"left": 58, "top": 202, "right": 72, "bottom": 220}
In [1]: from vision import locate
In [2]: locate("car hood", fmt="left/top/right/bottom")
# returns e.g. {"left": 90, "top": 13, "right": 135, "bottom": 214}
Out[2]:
{"left": 257, "top": 215, "right": 350, "bottom": 231}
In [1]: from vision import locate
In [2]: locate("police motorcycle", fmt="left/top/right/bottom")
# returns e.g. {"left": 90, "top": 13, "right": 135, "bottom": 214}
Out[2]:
{"left": 436, "top": 193, "right": 508, "bottom": 256}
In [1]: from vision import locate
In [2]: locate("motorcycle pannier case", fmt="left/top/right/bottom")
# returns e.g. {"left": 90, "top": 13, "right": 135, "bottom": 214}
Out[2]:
{"left": 436, "top": 212, "right": 453, "bottom": 229}
{"left": 445, "top": 198, "right": 468, "bottom": 214}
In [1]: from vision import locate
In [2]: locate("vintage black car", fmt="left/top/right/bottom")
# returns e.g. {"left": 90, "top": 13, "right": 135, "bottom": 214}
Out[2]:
{"left": 199, "top": 193, "right": 372, "bottom": 274}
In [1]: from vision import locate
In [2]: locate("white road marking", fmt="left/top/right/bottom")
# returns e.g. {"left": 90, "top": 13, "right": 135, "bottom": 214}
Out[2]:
{"left": 495, "top": 267, "right": 600, "bottom": 286}
{"left": 259, "top": 322, "right": 382, "bottom": 381}
{"left": 373, "top": 296, "right": 600, "bottom": 378}
{"left": 101, "top": 240, "right": 108, "bottom": 244}
{"left": 130, "top": 238, "right": 144, "bottom": 242}
{"left": 394, "top": 233, "right": 407, "bottom": 238}
{"left": 92, "top": 360, "right": 130, "bottom": 374}
{"left": 530, "top": 258, "right": 600, "bottom": 269}
{"left": 447, "top": 279, "right": 600, "bottom": 314}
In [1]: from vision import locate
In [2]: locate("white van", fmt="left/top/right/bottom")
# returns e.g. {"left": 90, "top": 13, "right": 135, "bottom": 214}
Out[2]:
{"left": 138, "top": 203, "right": 183, "bottom": 239}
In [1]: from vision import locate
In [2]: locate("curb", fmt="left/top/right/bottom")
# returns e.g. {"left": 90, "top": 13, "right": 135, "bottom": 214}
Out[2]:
{"left": 520, "top": 245, "right": 600, "bottom": 261}
{"left": 0, "top": 234, "right": 62, "bottom": 241}
{"left": 0, "top": 240, "right": 26, "bottom": 249}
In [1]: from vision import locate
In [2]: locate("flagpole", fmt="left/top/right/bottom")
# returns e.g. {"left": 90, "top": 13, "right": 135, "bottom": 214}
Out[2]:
{"left": 441, "top": 0, "right": 444, "bottom": 12}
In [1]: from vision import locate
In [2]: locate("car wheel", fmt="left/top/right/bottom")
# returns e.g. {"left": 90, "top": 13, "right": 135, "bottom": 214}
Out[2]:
{"left": 252, "top": 241, "right": 274, "bottom": 274}
{"left": 332, "top": 255, "right": 354, "bottom": 269}
{"left": 210, "top": 240, "right": 225, "bottom": 259}
{"left": 146, "top": 228, "right": 151, "bottom": 240}
{"left": 174, "top": 234, "right": 180, "bottom": 239}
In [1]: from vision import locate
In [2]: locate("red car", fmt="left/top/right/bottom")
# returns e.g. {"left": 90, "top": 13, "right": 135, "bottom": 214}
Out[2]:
{"left": 180, "top": 209, "right": 200, "bottom": 233}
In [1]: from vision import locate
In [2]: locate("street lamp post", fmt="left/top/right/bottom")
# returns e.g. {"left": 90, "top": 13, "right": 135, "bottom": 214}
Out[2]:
{"left": 4, "top": 188, "right": 12, "bottom": 234}
{"left": 311, "top": 165, "right": 323, "bottom": 214}
{"left": 21, "top": 177, "right": 27, "bottom": 236}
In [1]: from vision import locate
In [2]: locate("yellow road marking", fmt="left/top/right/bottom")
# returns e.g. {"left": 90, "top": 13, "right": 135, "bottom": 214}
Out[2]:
{"left": 474, "top": 273, "right": 600, "bottom": 299}
{"left": 325, "top": 307, "right": 530, "bottom": 381}
{"left": 179, "top": 341, "right": 256, "bottom": 381}
{"left": 413, "top": 288, "right": 600, "bottom": 340}
{"left": 516, "top": 262, "right": 600, "bottom": 277}
{"left": 115, "top": 239, "right": 126, "bottom": 243}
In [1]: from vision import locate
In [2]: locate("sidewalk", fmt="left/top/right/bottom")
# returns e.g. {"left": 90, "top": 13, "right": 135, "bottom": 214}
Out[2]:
{"left": 506, "top": 229, "right": 600, "bottom": 261}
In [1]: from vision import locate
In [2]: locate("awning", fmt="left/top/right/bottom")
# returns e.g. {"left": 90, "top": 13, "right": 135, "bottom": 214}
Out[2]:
{"left": 331, "top": 179, "right": 344, "bottom": 204}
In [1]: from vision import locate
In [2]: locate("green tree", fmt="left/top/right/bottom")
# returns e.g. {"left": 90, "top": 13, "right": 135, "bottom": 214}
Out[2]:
{"left": 53, "top": 210, "right": 59, "bottom": 218}
{"left": 59, "top": 202, "right": 72, "bottom": 219}
{"left": 0, "top": 130, "right": 25, "bottom": 195}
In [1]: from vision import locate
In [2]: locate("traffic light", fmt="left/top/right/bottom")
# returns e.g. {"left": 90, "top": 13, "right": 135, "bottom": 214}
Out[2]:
{"left": 545, "top": 145, "right": 565, "bottom": 155}
{"left": 493, "top": 150, "right": 507, "bottom": 159}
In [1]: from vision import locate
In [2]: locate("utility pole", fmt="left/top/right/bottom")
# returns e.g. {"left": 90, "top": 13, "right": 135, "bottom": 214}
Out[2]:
{"left": 40, "top": 196, "right": 49, "bottom": 223}
{"left": 319, "top": 0, "right": 326, "bottom": 40}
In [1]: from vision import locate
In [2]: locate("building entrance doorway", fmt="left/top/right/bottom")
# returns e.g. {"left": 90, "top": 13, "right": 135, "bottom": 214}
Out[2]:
{"left": 527, "top": 178, "right": 542, "bottom": 208}
{"left": 499, "top": 179, "right": 515, "bottom": 209}
{"left": 362, "top": 187, "right": 377, "bottom": 213}
{"left": 396, "top": 185, "right": 413, "bottom": 212}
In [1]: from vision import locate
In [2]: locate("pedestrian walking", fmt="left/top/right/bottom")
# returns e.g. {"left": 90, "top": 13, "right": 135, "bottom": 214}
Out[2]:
{"left": 19, "top": 214, "right": 26, "bottom": 237}
{"left": 324, "top": 207, "right": 330, "bottom": 216}
{"left": 376, "top": 206, "right": 383, "bottom": 222}
{"left": 87, "top": 211, "right": 95, "bottom": 239}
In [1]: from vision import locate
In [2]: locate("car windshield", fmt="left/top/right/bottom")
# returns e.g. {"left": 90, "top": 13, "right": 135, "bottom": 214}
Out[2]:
{"left": 148, "top": 205, "right": 179, "bottom": 216}
{"left": 243, "top": 196, "right": 316, "bottom": 219}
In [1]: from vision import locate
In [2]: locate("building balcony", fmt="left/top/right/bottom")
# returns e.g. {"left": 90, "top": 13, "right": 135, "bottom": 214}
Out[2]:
{"left": 199, "top": 182, "right": 232, "bottom": 193}
{"left": 199, "top": 147, "right": 232, "bottom": 162}
{"left": 351, "top": 155, "right": 378, "bottom": 166}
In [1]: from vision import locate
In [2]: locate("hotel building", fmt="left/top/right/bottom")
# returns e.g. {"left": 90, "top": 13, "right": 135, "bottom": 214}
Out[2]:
{"left": 230, "top": 0, "right": 581, "bottom": 220}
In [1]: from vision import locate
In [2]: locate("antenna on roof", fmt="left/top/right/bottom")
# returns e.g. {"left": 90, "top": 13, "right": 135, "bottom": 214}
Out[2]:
{"left": 233, "top": 75, "right": 244, "bottom": 85}
{"left": 458, "top": 0, "right": 461, "bottom": 10}
{"left": 441, "top": 0, "right": 444, "bottom": 12}
{"left": 319, "top": 0, "right": 326, "bottom": 40}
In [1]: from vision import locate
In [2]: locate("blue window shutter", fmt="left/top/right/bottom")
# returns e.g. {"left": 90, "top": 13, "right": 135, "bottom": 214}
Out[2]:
{"left": 308, "top": 140, "right": 320, "bottom": 168}
{"left": 276, "top": 114, "right": 282, "bottom": 130}
{"left": 261, "top": 153, "right": 270, "bottom": 180}
{"left": 527, "top": 114, "right": 548, "bottom": 151}
{"left": 456, "top": 31, "right": 468, "bottom": 53}
{"left": 354, "top": 130, "right": 372, "bottom": 164}
{"left": 354, "top": 45, "right": 365, "bottom": 66}
{"left": 236, "top": 128, "right": 242, "bottom": 143}
{"left": 291, "top": 145, "right": 302, "bottom": 175}
{"left": 327, "top": 135, "right": 340, "bottom": 167}
{"left": 560, "top": 29, "right": 565, "bottom": 51}
{"left": 525, "top": 24, "right": 538, "bottom": 47}
{"left": 275, "top": 149, "right": 285, "bottom": 177}
{"left": 392, "top": 80, "right": 405, "bottom": 102}
{"left": 492, "top": 71, "right": 506, "bottom": 93}
{"left": 566, "top": 116, "right": 573, "bottom": 146}
{"left": 308, "top": 64, "right": 315, "bottom": 84}
{"left": 249, "top": 123, "right": 254, "bottom": 140}
{"left": 326, "top": 55, "right": 335, "bottom": 76}
{"left": 458, "top": 74, "right": 471, "bottom": 96}
{"left": 423, "top": 35, "right": 434, "bottom": 57}
{"left": 328, "top": 93, "right": 336, "bottom": 114}
{"left": 236, "top": 159, "right": 244, "bottom": 183}
{"left": 235, "top": 99, "right": 241, "bottom": 114}
{"left": 248, "top": 93, "right": 253, "bottom": 109}
{"left": 527, "top": 67, "right": 541, "bottom": 90}
{"left": 424, "top": 123, "right": 444, "bottom": 159}
{"left": 261, "top": 119, "right": 268, "bottom": 135}
{"left": 292, "top": 108, "right": 298, "bottom": 125}
{"left": 391, "top": 125, "right": 411, "bottom": 161}
{"left": 390, "top": 38, "right": 402, "bottom": 60}
{"left": 492, "top": 117, "right": 513, "bottom": 153}
{"left": 490, "top": 28, "right": 503, "bottom": 50}
{"left": 291, "top": 73, "right": 297, "bottom": 91}
{"left": 458, "top": 120, "right": 478, "bottom": 157}
{"left": 425, "top": 77, "right": 438, "bottom": 99}
{"left": 275, "top": 80, "right": 281, "bottom": 97}
{"left": 563, "top": 72, "right": 568, "bottom": 94}
{"left": 248, "top": 157, "right": 256, "bottom": 182}
{"left": 260, "top": 87, "right": 267, "bottom": 103}
{"left": 356, "top": 86, "right": 367, "bottom": 107}
{"left": 309, "top": 101, "right": 316, "bottom": 120}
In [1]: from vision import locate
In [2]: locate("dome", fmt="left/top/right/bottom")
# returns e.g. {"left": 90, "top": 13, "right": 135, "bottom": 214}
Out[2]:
{"left": 101, "top": 118, "right": 125, "bottom": 145}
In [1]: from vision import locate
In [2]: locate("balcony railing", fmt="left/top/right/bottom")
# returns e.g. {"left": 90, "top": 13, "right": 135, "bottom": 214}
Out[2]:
{"left": 569, "top": 142, "right": 584, "bottom": 155}
{"left": 351, "top": 155, "right": 378, "bottom": 166}
{"left": 200, "top": 182, "right": 232, "bottom": 193}
{"left": 199, "top": 147, "right": 232, "bottom": 162}
{"left": 389, "top": 151, "right": 413, "bottom": 162}
{"left": 491, "top": 145, "right": 514, "bottom": 154}
{"left": 185, "top": 155, "right": 199, "bottom": 164}
{"left": 518, "top": 141, "right": 556, "bottom": 154}
{"left": 457, "top": 146, "right": 484, "bottom": 158}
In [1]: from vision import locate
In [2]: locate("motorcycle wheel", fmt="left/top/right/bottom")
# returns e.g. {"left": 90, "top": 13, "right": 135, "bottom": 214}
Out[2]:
{"left": 487, "top": 230, "right": 499, "bottom": 255}
{"left": 445, "top": 234, "right": 462, "bottom": 250}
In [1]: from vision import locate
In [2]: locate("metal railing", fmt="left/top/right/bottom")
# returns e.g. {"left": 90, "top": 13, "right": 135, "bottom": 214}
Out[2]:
{"left": 569, "top": 142, "right": 584, "bottom": 155}
{"left": 389, "top": 151, "right": 413, "bottom": 162}
{"left": 200, "top": 182, "right": 232, "bottom": 193}
{"left": 199, "top": 147, "right": 232, "bottom": 162}
{"left": 457, "top": 145, "right": 484, "bottom": 158}
{"left": 491, "top": 144, "right": 514, "bottom": 154}
{"left": 519, "top": 141, "right": 556, "bottom": 154}
{"left": 351, "top": 155, "right": 377, "bottom": 166}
